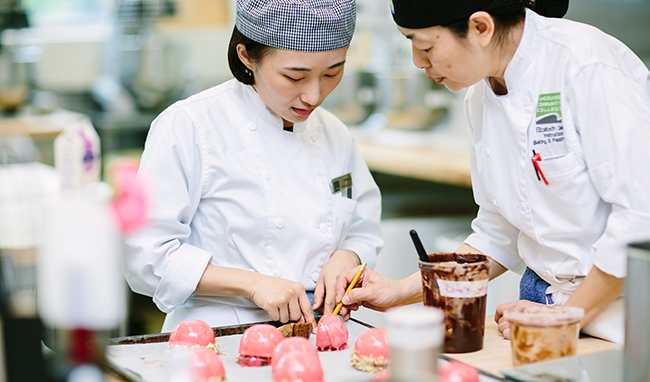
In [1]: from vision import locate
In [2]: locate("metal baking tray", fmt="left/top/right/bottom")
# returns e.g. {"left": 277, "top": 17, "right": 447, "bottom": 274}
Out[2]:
{"left": 105, "top": 318, "right": 376, "bottom": 382}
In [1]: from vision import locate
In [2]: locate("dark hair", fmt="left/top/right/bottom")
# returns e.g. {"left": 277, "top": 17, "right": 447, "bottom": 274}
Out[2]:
{"left": 227, "top": 26, "right": 275, "bottom": 85}
{"left": 446, "top": 0, "right": 569, "bottom": 46}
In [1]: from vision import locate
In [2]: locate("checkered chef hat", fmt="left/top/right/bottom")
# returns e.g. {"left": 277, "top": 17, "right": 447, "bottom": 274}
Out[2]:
{"left": 236, "top": 0, "right": 356, "bottom": 52}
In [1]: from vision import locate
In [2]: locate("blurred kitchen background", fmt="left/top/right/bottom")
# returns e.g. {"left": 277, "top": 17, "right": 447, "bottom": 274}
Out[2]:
{"left": 1, "top": 0, "right": 649, "bottom": 338}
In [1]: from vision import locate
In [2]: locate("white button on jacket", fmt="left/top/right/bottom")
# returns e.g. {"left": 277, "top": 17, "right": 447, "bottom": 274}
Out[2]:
{"left": 125, "top": 80, "right": 383, "bottom": 330}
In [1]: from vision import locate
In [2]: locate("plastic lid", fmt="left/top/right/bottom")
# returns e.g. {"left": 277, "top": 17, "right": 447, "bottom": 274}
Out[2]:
{"left": 503, "top": 305, "right": 584, "bottom": 326}
{"left": 386, "top": 305, "right": 444, "bottom": 328}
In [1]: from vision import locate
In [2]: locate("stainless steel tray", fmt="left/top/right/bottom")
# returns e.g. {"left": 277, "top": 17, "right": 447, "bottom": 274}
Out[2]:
{"left": 105, "top": 318, "right": 376, "bottom": 382}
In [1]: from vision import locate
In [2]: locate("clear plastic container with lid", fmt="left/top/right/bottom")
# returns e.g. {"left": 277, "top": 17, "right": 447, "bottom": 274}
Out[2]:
{"left": 503, "top": 305, "right": 584, "bottom": 366}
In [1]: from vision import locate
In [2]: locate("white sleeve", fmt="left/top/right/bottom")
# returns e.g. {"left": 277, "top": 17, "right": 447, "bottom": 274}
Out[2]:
{"left": 124, "top": 106, "right": 213, "bottom": 313}
{"left": 569, "top": 63, "right": 650, "bottom": 278}
{"left": 462, "top": 84, "right": 525, "bottom": 273}
{"left": 340, "top": 139, "right": 383, "bottom": 270}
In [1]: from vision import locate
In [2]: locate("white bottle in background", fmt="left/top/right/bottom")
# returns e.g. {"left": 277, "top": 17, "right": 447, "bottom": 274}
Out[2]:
{"left": 38, "top": 182, "right": 126, "bottom": 332}
{"left": 54, "top": 116, "right": 101, "bottom": 193}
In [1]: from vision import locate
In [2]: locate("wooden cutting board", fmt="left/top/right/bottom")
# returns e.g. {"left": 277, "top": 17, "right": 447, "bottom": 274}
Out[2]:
{"left": 443, "top": 315, "right": 622, "bottom": 379}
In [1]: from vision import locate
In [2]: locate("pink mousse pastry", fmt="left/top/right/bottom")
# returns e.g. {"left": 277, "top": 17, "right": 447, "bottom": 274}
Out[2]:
{"left": 350, "top": 328, "right": 390, "bottom": 373}
{"left": 238, "top": 324, "right": 284, "bottom": 367}
{"left": 315, "top": 314, "right": 348, "bottom": 351}
{"left": 169, "top": 320, "right": 219, "bottom": 352}
{"left": 190, "top": 348, "right": 226, "bottom": 382}
{"left": 271, "top": 337, "right": 319, "bottom": 371}
{"left": 439, "top": 361, "right": 480, "bottom": 382}
{"left": 273, "top": 351, "right": 324, "bottom": 382}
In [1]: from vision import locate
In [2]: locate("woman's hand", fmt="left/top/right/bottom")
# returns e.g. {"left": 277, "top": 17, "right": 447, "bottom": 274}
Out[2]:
{"left": 247, "top": 274, "right": 315, "bottom": 326}
{"left": 312, "top": 249, "right": 360, "bottom": 315}
{"left": 334, "top": 267, "right": 423, "bottom": 320}
{"left": 494, "top": 300, "right": 546, "bottom": 340}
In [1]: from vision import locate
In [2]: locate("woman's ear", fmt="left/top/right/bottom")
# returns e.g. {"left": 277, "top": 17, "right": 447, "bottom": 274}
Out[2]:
{"left": 236, "top": 43, "right": 254, "bottom": 71}
{"left": 467, "top": 11, "right": 495, "bottom": 48}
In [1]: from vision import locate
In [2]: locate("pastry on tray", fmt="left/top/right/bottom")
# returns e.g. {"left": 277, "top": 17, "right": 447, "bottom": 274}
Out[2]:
{"left": 315, "top": 314, "right": 348, "bottom": 351}
{"left": 238, "top": 324, "right": 284, "bottom": 367}
{"left": 273, "top": 351, "right": 323, "bottom": 382}
{"left": 190, "top": 348, "right": 226, "bottom": 382}
{"left": 350, "top": 328, "right": 390, "bottom": 373}
{"left": 168, "top": 320, "right": 219, "bottom": 352}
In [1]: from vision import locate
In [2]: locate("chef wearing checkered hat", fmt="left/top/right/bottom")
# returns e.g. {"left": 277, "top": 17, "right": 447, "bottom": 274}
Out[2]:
{"left": 125, "top": 0, "right": 384, "bottom": 331}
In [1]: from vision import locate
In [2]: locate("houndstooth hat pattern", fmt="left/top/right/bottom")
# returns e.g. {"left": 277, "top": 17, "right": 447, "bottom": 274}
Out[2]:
{"left": 236, "top": 0, "right": 356, "bottom": 52}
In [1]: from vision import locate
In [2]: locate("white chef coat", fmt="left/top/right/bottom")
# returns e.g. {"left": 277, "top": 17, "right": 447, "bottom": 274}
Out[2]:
{"left": 124, "top": 79, "right": 383, "bottom": 331}
{"left": 463, "top": 10, "right": 650, "bottom": 340}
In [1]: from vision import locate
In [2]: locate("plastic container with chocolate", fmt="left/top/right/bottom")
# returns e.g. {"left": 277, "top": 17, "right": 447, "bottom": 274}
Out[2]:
{"left": 504, "top": 305, "right": 584, "bottom": 365}
{"left": 418, "top": 253, "right": 489, "bottom": 353}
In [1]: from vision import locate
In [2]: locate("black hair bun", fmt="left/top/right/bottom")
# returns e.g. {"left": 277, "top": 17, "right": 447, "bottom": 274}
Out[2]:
{"left": 530, "top": 0, "right": 569, "bottom": 18}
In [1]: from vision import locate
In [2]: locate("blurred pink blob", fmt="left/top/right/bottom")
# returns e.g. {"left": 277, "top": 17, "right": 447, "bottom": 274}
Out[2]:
{"left": 439, "top": 361, "right": 479, "bottom": 382}
{"left": 110, "top": 161, "right": 150, "bottom": 234}
{"left": 191, "top": 348, "right": 225, "bottom": 381}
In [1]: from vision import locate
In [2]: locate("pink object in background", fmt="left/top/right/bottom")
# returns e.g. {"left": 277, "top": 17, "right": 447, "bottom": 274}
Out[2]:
{"left": 110, "top": 161, "right": 149, "bottom": 234}
{"left": 271, "top": 337, "right": 318, "bottom": 371}
{"left": 273, "top": 351, "right": 324, "bottom": 382}
{"left": 353, "top": 328, "right": 389, "bottom": 360}
{"left": 190, "top": 348, "right": 226, "bottom": 382}
{"left": 439, "top": 361, "right": 480, "bottom": 382}
{"left": 315, "top": 314, "right": 348, "bottom": 351}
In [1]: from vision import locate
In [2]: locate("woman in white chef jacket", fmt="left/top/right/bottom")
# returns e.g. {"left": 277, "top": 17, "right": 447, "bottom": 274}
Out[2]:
{"left": 124, "top": 0, "right": 383, "bottom": 332}
{"left": 335, "top": 0, "right": 650, "bottom": 344}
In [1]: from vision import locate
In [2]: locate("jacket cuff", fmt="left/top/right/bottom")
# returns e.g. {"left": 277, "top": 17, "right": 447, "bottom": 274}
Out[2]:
{"left": 464, "top": 233, "right": 526, "bottom": 275}
{"left": 342, "top": 239, "right": 378, "bottom": 270}
{"left": 153, "top": 243, "right": 212, "bottom": 313}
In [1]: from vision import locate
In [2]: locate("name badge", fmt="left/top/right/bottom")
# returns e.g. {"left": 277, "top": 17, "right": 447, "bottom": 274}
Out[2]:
{"left": 331, "top": 173, "right": 353, "bottom": 198}
{"left": 530, "top": 92, "right": 568, "bottom": 160}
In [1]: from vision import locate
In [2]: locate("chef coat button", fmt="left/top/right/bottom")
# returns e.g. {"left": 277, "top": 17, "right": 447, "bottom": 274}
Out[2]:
{"left": 311, "top": 133, "right": 318, "bottom": 142}
{"left": 519, "top": 202, "right": 527, "bottom": 212}
{"left": 262, "top": 171, "right": 271, "bottom": 180}
{"left": 247, "top": 122, "right": 257, "bottom": 131}
{"left": 272, "top": 269, "right": 281, "bottom": 277}
{"left": 481, "top": 96, "right": 486, "bottom": 105}
{"left": 319, "top": 223, "right": 328, "bottom": 233}
{"left": 484, "top": 147, "right": 490, "bottom": 158}
{"left": 310, "top": 272, "right": 320, "bottom": 283}
{"left": 275, "top": 219, "right": 285, "bottom": 229}
{"left": 315, "top": 176, "right": 324, "bottom": 183}
{"left": 492, "top": 199, "right": 498, "bottom": 208}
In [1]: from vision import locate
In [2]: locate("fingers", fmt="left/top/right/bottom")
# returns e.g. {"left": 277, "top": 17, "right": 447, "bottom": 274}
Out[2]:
{"left": 503, "top": 327, "right": 511, "bottom": 340}
{"left": 298, "top": 292, "right": 315, "bottom": 326}
{"left": 497, "top": 316, "right": 510, "bottom": 338}
{"left": 335, "top": 266, "right": 362, "bottom": 303}
{"left": 341, "top": 287, "right": 365, "bottom": 306}
{"left": 288, "top": 295, "right": 302, "bottom": 322}
{"left": 323, "top": 277, "right": 338, "bottom": 315}
{"left": 266, "top": 306, "right": 280, "bottom": 322}
{"left": 312, "top": 279, "right": 325, "bottom": 311}
{"left": 494, "top": 300, "right": 519, "bottom": 323}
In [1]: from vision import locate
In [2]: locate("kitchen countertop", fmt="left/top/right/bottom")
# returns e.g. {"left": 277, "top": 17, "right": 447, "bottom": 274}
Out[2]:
{"left": 0, "top": 109, "right": 86, "bottom": 139}
{"left": 350, "top": 127, "right": 472, "bottom": 188}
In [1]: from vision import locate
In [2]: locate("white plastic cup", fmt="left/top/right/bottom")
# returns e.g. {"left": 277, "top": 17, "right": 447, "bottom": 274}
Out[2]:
{"left": 387, "top": 305, "right": 444, "bottom": 382}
